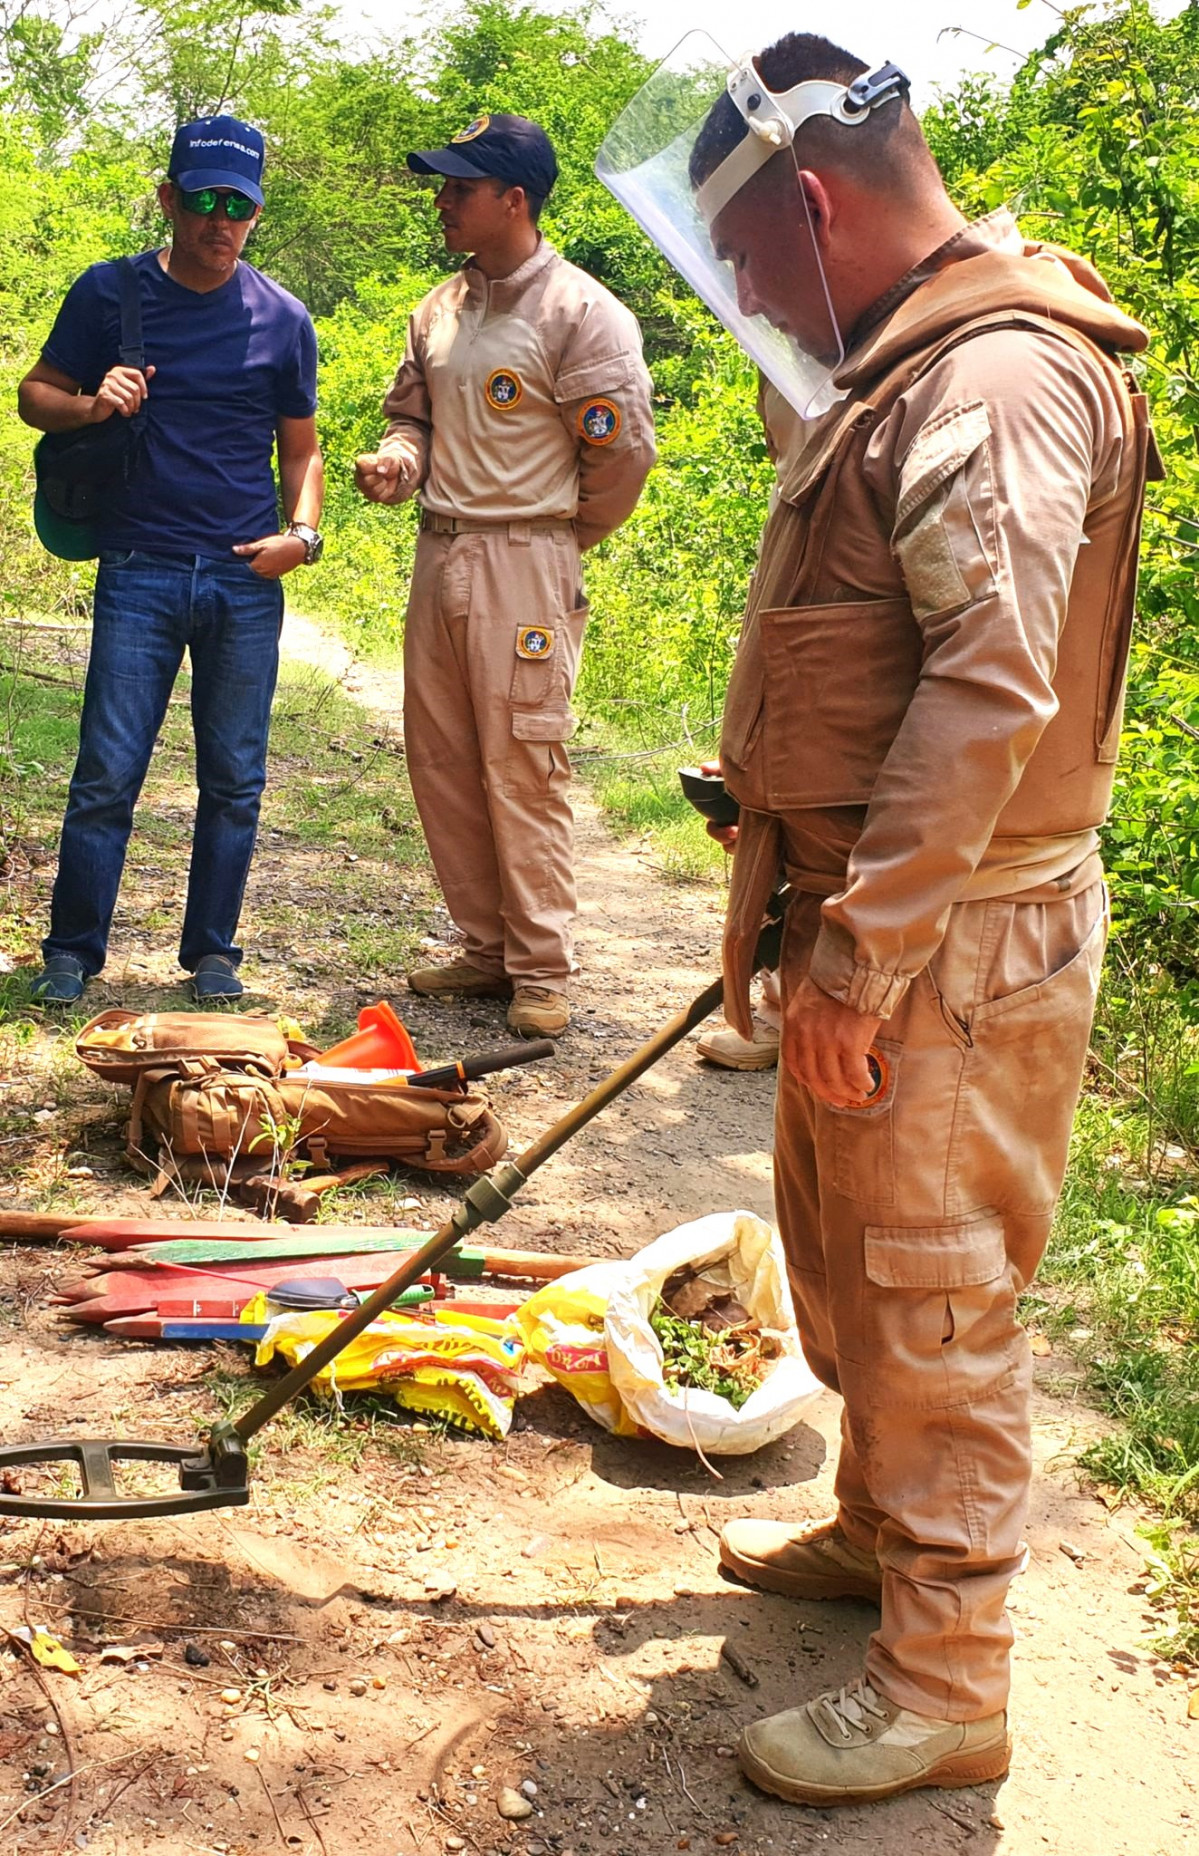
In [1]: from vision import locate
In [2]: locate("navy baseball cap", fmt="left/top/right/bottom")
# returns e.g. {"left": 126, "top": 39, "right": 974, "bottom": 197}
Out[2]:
{"left": 168, "top": 114, "right": 265, "bottom": 207}
{"left": 408, "top": 113, "right": 558, "bottom": 198}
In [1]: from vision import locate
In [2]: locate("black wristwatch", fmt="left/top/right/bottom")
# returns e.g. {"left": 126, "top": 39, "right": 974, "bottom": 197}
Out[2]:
{"left": 288, "top": 522, "right": 324, "bottom": 565}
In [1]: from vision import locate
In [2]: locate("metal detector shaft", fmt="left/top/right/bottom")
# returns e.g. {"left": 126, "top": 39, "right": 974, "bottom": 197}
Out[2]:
{"left": 231, "top": 966, "right": 741, "bottom": 1446}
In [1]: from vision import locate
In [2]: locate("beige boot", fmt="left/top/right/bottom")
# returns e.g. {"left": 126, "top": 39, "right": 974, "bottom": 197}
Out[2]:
{"left": 406, "top": 959, "right": 512, "bottom": 999}
{"left": 720, "top": 1515, "right": 883, "bottom": 1601}
{"left": 738, "top": 1677, "right": 1010, "bottom": 1805}
{"left": 508, "top": 985, "right": 570, "bottom": 1038}
{"left": 696, "top": 1017, "right": 780, "bottom": 1071}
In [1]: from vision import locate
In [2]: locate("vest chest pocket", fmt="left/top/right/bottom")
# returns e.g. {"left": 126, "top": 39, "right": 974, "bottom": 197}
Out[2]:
{"left": 509, "top": 604, "right": 589, "bottom": 742}
{"left": 759, "top": 598, "right": 922, "bottom": 809}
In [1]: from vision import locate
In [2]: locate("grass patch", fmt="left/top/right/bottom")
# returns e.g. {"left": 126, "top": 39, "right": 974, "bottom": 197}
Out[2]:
{"left": 1036, "top": 975, "right": 1199, "bottom": 1662}
{"left": 203, "top": 1359, "right": 428, "bottom": 1476}
{"left": 588, "top": 758, "right": 728, "bottom": 884}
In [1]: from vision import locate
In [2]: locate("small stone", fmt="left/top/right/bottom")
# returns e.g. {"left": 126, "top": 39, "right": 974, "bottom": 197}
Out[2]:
{"left": 349, "top": 1678, "right": 368, "bottom": 1697}
{"left": 244, "top": 1749, "right": 260, "bottom": 1764}
{"left": 497, "top": 1788, "right": 535, "bottom": 1821}
{"left": 183, "top": 1643, "right": 210, "bottom": 1667}
{"left": 987, "top": 1814, "right": 1005, "bottom": 1830}
{"left": 1060, "top": 1540, "right": 1086, "bottom": 1565}
{"left": 520, "top": 1778, "right": 538, "bottom": 1798}
{"left": 716, "top": 1745, "right": 734, "bottom": 1757}
{"left": 714, "top": 1835, "right": 738, "bottom": 1848}
{"left": 472, "top": 1765, "right": 487, "bottom": 1778}
{"left": 219, "top": 1641, "right": 237, "bottom": 1653}
{"left": 445, "top": 1840, "right": 466, "bottom": 1853}
{"left": 220, "top": 1689, "right": 242, "bottom": 1705}
{"left": 372, "top": 1674, "right": 387, "bottom": 1690}
{"left": 643, "top": 1711, "right": 659, "bottom": 1726}
{"left": 476, "top": 1622, "right": 497, "bottom": 1649}
{"left": 323, "top": 1680, "right": 337, "bottom": 1693}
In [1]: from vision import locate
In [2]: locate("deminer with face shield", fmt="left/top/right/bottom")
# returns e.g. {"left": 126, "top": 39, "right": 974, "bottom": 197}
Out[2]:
{"left": 598, "top": 31, "right": 1159, "bottom": 1810}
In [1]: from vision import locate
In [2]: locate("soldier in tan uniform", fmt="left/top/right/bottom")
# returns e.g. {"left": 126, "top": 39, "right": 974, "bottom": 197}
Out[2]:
{"left": 599, "top": 33, "right": 1156, "bottom": 1808}
{"left": 356, "top": 114, "right": 655, "bottom": 1037}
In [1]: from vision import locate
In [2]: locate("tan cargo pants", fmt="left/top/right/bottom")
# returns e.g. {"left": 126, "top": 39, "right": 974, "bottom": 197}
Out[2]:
{"left": 403, "top": 520, "right": 588, "bottom": 985}
{"left": 775, "top": 876, "right": 1106, "bottom": 1721}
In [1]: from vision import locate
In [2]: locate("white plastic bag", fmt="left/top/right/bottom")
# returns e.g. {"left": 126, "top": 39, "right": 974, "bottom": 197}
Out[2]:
{"left": 516, "top": 1210, "right": 821, "bottom": 1454}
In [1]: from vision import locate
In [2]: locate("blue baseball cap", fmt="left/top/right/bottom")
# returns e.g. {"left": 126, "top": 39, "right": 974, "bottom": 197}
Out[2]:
{"left": 409, "top": 113, "right": 558, "bottom": 199}
{"left": 168, "top": 114, "right": 265, "bottom": 207}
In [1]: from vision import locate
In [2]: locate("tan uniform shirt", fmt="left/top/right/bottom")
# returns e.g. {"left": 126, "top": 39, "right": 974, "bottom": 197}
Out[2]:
{"left": 381, "top": 240, "right": 655, "bottom": 549}
{"left": 723, "top": 213, "right": 1154, "bottom": 1022}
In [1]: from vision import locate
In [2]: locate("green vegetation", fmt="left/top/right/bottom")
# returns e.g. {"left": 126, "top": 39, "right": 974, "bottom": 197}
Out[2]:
{"left": 0, "top": 0, "right": 1198, "bottom": 1652}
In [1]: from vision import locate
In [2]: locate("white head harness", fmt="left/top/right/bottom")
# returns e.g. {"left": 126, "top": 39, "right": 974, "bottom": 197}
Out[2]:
{"left": 697, "top": 60, "right": 910, "bottom": 223}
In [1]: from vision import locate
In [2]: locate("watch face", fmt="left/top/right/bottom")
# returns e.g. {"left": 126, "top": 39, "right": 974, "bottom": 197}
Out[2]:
{"left": 309, "top": 533, "right": 324, "bottom": 562}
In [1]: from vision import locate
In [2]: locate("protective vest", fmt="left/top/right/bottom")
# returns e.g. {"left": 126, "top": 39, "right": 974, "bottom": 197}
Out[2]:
{"left": 720, "top": 246, "right": 1159, "bottom": 834}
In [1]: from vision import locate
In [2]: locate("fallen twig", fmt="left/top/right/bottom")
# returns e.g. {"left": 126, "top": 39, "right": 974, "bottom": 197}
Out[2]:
{"left": 256, "top": 1762, "right": 291, "bottom": 1847}
{"left": 719, "top": 1640, "right": 759, "bottom": 1688}
{"left": 0, "top": 1751, "right": 158, "bottom": 1840}
{"left": 675, "top": 1756, "right": 710, "bottom": 1819}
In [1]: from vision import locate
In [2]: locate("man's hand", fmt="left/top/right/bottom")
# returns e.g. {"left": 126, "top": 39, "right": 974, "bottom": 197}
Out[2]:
{"left": 355, "top": 448, "right": 416, "bottom": 504}
{"left": 699, "top": 757, "right": 739, "bottom": 850}
{"left": 88, "top": 364, "right": 155, "bottom": 423}
{"left": 782, "top": 974, "right": 882, "bottom": 1109}
{"left": 232, "top": 532, "right": 308, "bottom": 579}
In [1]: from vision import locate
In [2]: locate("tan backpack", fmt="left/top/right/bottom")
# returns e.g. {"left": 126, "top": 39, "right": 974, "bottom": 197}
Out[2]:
{"left": 76, "top": 1010, "right": 508, "bottom": 1185}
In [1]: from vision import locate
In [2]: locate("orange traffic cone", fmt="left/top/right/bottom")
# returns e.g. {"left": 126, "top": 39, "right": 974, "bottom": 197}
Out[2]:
{"left": 317, "top": 1001, "right": 421, "bottom": 1072}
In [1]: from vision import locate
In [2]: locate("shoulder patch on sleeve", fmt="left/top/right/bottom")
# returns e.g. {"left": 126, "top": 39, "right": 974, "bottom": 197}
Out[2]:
{"left": 578, "top": 398, "right": 621, "bottom": 446}
{"left": 895, "top": 401, "right": 991, "bottom": 528}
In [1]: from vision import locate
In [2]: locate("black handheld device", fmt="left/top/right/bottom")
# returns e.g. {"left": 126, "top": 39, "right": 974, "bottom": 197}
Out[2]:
{"left": 678, "top": 765, "right": 741, "bottom": 828}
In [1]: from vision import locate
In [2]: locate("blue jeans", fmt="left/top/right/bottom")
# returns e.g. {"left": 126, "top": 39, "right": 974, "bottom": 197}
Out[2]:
{"left": 44, "top": 549, "right": 283, "bottom": 976}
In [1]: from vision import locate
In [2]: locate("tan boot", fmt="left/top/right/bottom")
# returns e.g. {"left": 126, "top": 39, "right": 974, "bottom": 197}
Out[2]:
{"left": 738, "top": 1677, "right": 1010, "bottom": 1805}
{"left": 720, "top": 1515, "right": 883, "bottom": 1601}
{"left": 406, "top": 959, "right": 512, "bottom": 999}
{"left": 696, "top": 1017, "right": 780, "bottom": 1071}
{"left": 507, "top": 985, "right": 570, "bottom": 1037}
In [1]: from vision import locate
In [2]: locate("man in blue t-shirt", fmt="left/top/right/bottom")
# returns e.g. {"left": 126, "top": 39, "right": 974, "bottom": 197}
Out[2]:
{"left": 18, "top": 115, "right": 325, "bottom": 1003}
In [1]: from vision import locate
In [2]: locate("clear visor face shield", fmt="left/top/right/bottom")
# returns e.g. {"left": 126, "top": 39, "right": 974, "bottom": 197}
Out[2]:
{"left": 595, "top": 35, "right": 909, "bottom": 419}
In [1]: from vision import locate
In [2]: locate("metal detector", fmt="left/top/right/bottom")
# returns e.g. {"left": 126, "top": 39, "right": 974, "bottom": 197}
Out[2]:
{"left": 0, "top": 898, "right": 785, "bottom": 1522}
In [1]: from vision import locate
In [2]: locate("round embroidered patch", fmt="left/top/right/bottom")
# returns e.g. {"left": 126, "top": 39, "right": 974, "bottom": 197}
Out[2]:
{"left": 578, "top": 398, "right": 621, "bottom": 446}
{"left": 452, "top": 114, "right": 490, "bottom": 143}
{"left": 516, "top": 626, "right": 554, "bottom": 659}
{"left": 485, "top": 368, "right": 523, "bottom": 411}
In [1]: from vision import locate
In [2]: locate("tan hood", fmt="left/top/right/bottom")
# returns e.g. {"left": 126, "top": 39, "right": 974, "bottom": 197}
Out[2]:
{"left": 837, "top": 242, "right": 1148, "bottom": 394}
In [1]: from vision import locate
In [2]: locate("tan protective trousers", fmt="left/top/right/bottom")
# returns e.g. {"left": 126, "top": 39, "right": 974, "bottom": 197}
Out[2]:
{"left": 775, "top": 875, "right": 1106, "bottom": 1721}
{"left": 403, "top": 523, "right": 588, "bottom": 985}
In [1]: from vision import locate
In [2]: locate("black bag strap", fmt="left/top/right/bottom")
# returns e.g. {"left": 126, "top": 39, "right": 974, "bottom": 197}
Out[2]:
{"left": 115, "top": 257, "right": 146, "bottom": 374}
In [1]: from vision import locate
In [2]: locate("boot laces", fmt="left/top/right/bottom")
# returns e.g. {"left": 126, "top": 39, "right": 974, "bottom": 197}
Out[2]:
{"left": 811, "top": 1678, "right": 890, "bottom": 1743}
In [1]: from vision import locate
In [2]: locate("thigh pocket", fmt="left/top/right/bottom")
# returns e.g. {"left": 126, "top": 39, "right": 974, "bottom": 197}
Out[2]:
{"left": 857, "top": 1213, "right": 1019, "bottom": 1408}
{"left": 510, "top": 604, "right": 589, "bottom": 743}
{"left": 824, "top": 1034, "right": 904, "bottom": 1208}
{"left": 954, "top": 904, "right": 1107, "bottom": 1217}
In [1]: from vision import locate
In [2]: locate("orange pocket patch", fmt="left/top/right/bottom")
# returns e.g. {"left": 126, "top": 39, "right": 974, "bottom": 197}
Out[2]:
{"left": 578, "top": 398, "right": 621, "bottom": 445}
{"left": 485, "top": 368, "right": 523, "bottom": 410}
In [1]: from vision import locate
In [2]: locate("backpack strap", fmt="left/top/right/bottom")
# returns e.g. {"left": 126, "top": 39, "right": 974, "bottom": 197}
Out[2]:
{"left": 115, "top": 257, "right": 146, "bottom": 375}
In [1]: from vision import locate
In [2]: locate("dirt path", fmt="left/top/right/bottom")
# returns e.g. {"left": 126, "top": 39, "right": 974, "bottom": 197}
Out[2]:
{"left": 0, "top": 618, "right": 1194, "bottom": 1855}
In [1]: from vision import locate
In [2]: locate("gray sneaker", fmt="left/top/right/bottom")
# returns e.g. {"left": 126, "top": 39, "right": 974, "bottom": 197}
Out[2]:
{"left": 31, "top": 954, "right": 87, "bottom": 1006}
{"left": 191, "top": 955, "right": 244, "bottom": 1000}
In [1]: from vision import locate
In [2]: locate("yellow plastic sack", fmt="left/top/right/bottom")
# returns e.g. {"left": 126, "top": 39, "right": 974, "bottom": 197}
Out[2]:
{"left": 516, "top": 1211, "right": 822, "bottom": 1454}
{"left": 242, "top": 1298, "right": 522, "bottom": 1440}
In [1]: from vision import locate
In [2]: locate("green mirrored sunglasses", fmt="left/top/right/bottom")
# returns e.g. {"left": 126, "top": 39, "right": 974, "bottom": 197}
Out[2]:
{"left": 177, "top": 187, "right": 258, "bottom": 221}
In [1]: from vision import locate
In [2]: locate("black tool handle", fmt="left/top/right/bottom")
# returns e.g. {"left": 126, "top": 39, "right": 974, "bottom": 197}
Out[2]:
{"left": 414, "top": 1039, "right": 555, "bottom": 1090}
